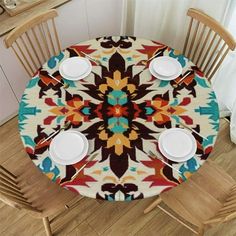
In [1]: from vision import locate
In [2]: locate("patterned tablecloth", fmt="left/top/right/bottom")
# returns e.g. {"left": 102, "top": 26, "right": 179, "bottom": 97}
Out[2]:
{"left": 18, "top": 36, "right": 219, "bottom": 201}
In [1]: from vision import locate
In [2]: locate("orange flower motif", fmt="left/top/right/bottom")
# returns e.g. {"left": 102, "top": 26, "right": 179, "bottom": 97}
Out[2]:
{"left": 49, "top": 99, "right": 85, "bottom": 124}
{"left": 107, "top": 105, "right": 128, "bottom": 117}
{"left": 107, "top": 133, "right": 131, "bottom": 156}
{"left": 99, "top": 70, "right": 136, "bottom": 94}
{"left": 151, "top": 98, "right": 186, "bottom": 123}
{"left": 107, "top": 70, "right": 128, "bottom": 90}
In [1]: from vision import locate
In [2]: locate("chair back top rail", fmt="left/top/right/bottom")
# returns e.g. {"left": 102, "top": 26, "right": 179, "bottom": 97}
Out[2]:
{"left": 5, "top": 10, "right": 58, "bottom": 48}
{"left": 4, "top": 9, "right": 61, "bottom": 77}
{"left": 183, "top": 8, "right": 236, "bottom": 81}
{"left": 186, "top": 8, "right": 235, "bottom": 50}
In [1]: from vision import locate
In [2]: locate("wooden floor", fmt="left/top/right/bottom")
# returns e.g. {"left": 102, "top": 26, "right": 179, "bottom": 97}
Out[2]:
{"left": 0, "top": 117, "right": 236, "bottom": 236}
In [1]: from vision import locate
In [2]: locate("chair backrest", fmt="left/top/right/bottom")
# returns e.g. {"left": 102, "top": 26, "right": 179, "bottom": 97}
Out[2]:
{"left": 4, "top": 9, "right": 61, "bottom": 77}
{"left": 0, "top": 165, "right": 40, "bottom": 213}
{"left": 183, "top": 8, "right": 236, "bottom": 81}
{"left": 205, "top": 184, "right": 236, "bottom": 225}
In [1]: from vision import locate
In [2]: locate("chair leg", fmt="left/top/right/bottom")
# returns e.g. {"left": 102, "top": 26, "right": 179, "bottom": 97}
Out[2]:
{"left": 43, "top": 217, "right": 52, "bottom": 236}
{"left": 144, "top": 196, "right": 162, "bottom": 214}
{"left": 198, "top": 226, "right": 205, "bottom": 236}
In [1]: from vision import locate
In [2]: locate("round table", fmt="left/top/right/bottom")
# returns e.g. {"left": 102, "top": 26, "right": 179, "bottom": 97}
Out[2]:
{"left": 18, "top": 36, "right": 219, "bottom": 201}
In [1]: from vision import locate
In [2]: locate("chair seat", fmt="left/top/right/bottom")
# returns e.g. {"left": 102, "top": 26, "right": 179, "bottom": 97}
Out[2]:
{"left": 160, "top": 161, "right": 235, "bottom": 227}
{"left": 16, "top": 160, "right": 82, "bottom": 218}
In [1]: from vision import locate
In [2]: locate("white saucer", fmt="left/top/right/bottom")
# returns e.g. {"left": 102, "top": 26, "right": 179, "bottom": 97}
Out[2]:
{"left": 59, "top": 57, "right": 92, "bottom": 81}
{"left": 158, "top": 128, "right": 197, "bottom": 162}
{"left": 49, "top": 130, "right": 89, "bottom": 165}
{"left": 149, "top": 56, "right": 182, "bottom": 81}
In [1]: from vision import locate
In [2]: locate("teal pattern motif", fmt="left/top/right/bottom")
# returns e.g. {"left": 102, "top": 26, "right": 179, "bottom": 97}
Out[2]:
{"left": 18, "top": 99, "right": 41, "bottom": 131}
{"left": 195, "top": 92, "right": 219, "bottom": 131}
{"left": 179, "top": 158, "right": 199, "bottom": 181}
{"left": 38, "top": 157, "right": 60, "bottom": 182}
{"left": 47, "top": 52, "right": 64, "bottom": 69}
{"left": 169, "top": 49, "right": 187, "bottom": 67}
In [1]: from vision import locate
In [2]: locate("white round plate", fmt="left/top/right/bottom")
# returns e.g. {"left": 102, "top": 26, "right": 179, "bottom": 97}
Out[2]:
{"left": 158, "top": 128, "right": 197, "bottom": 162}
{"left": 59, "top": 57, "right": 92, "bottom": 81}
{"left": 49, "top": 130, "right": 89, "bottom": 165}
{"left": 149, "top": 56, "right": 182, "bottom": 81}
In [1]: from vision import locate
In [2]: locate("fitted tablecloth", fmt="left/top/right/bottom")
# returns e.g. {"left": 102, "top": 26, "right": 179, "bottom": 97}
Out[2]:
{"left": 18, "top": 36, "right": 219, "bottom": 201}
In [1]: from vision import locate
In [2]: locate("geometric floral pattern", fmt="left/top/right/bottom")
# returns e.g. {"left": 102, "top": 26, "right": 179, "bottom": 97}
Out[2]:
{"left": 18, "top": 36, "right": 219, "bottom": 201}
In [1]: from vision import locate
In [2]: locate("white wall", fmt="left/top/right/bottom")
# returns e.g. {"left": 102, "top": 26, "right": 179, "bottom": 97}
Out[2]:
{"left": 56, "top": 0, "right": 122, "bottom": 48}
{"left": 0, "top": 66, "right": 18, "bottom": 125}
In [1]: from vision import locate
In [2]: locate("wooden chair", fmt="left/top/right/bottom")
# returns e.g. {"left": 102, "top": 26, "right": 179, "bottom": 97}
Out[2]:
{"left": 144, "top": 160, "right": 236, "bottom": 235}
{"left": 0, "top": 161, "right": 83, "bottom": 236}
{"left": 4, "top": 9, "right": 61, "bottom": 77}
{"left": 183, "top": 8, "right": 236, "bottom": 81}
